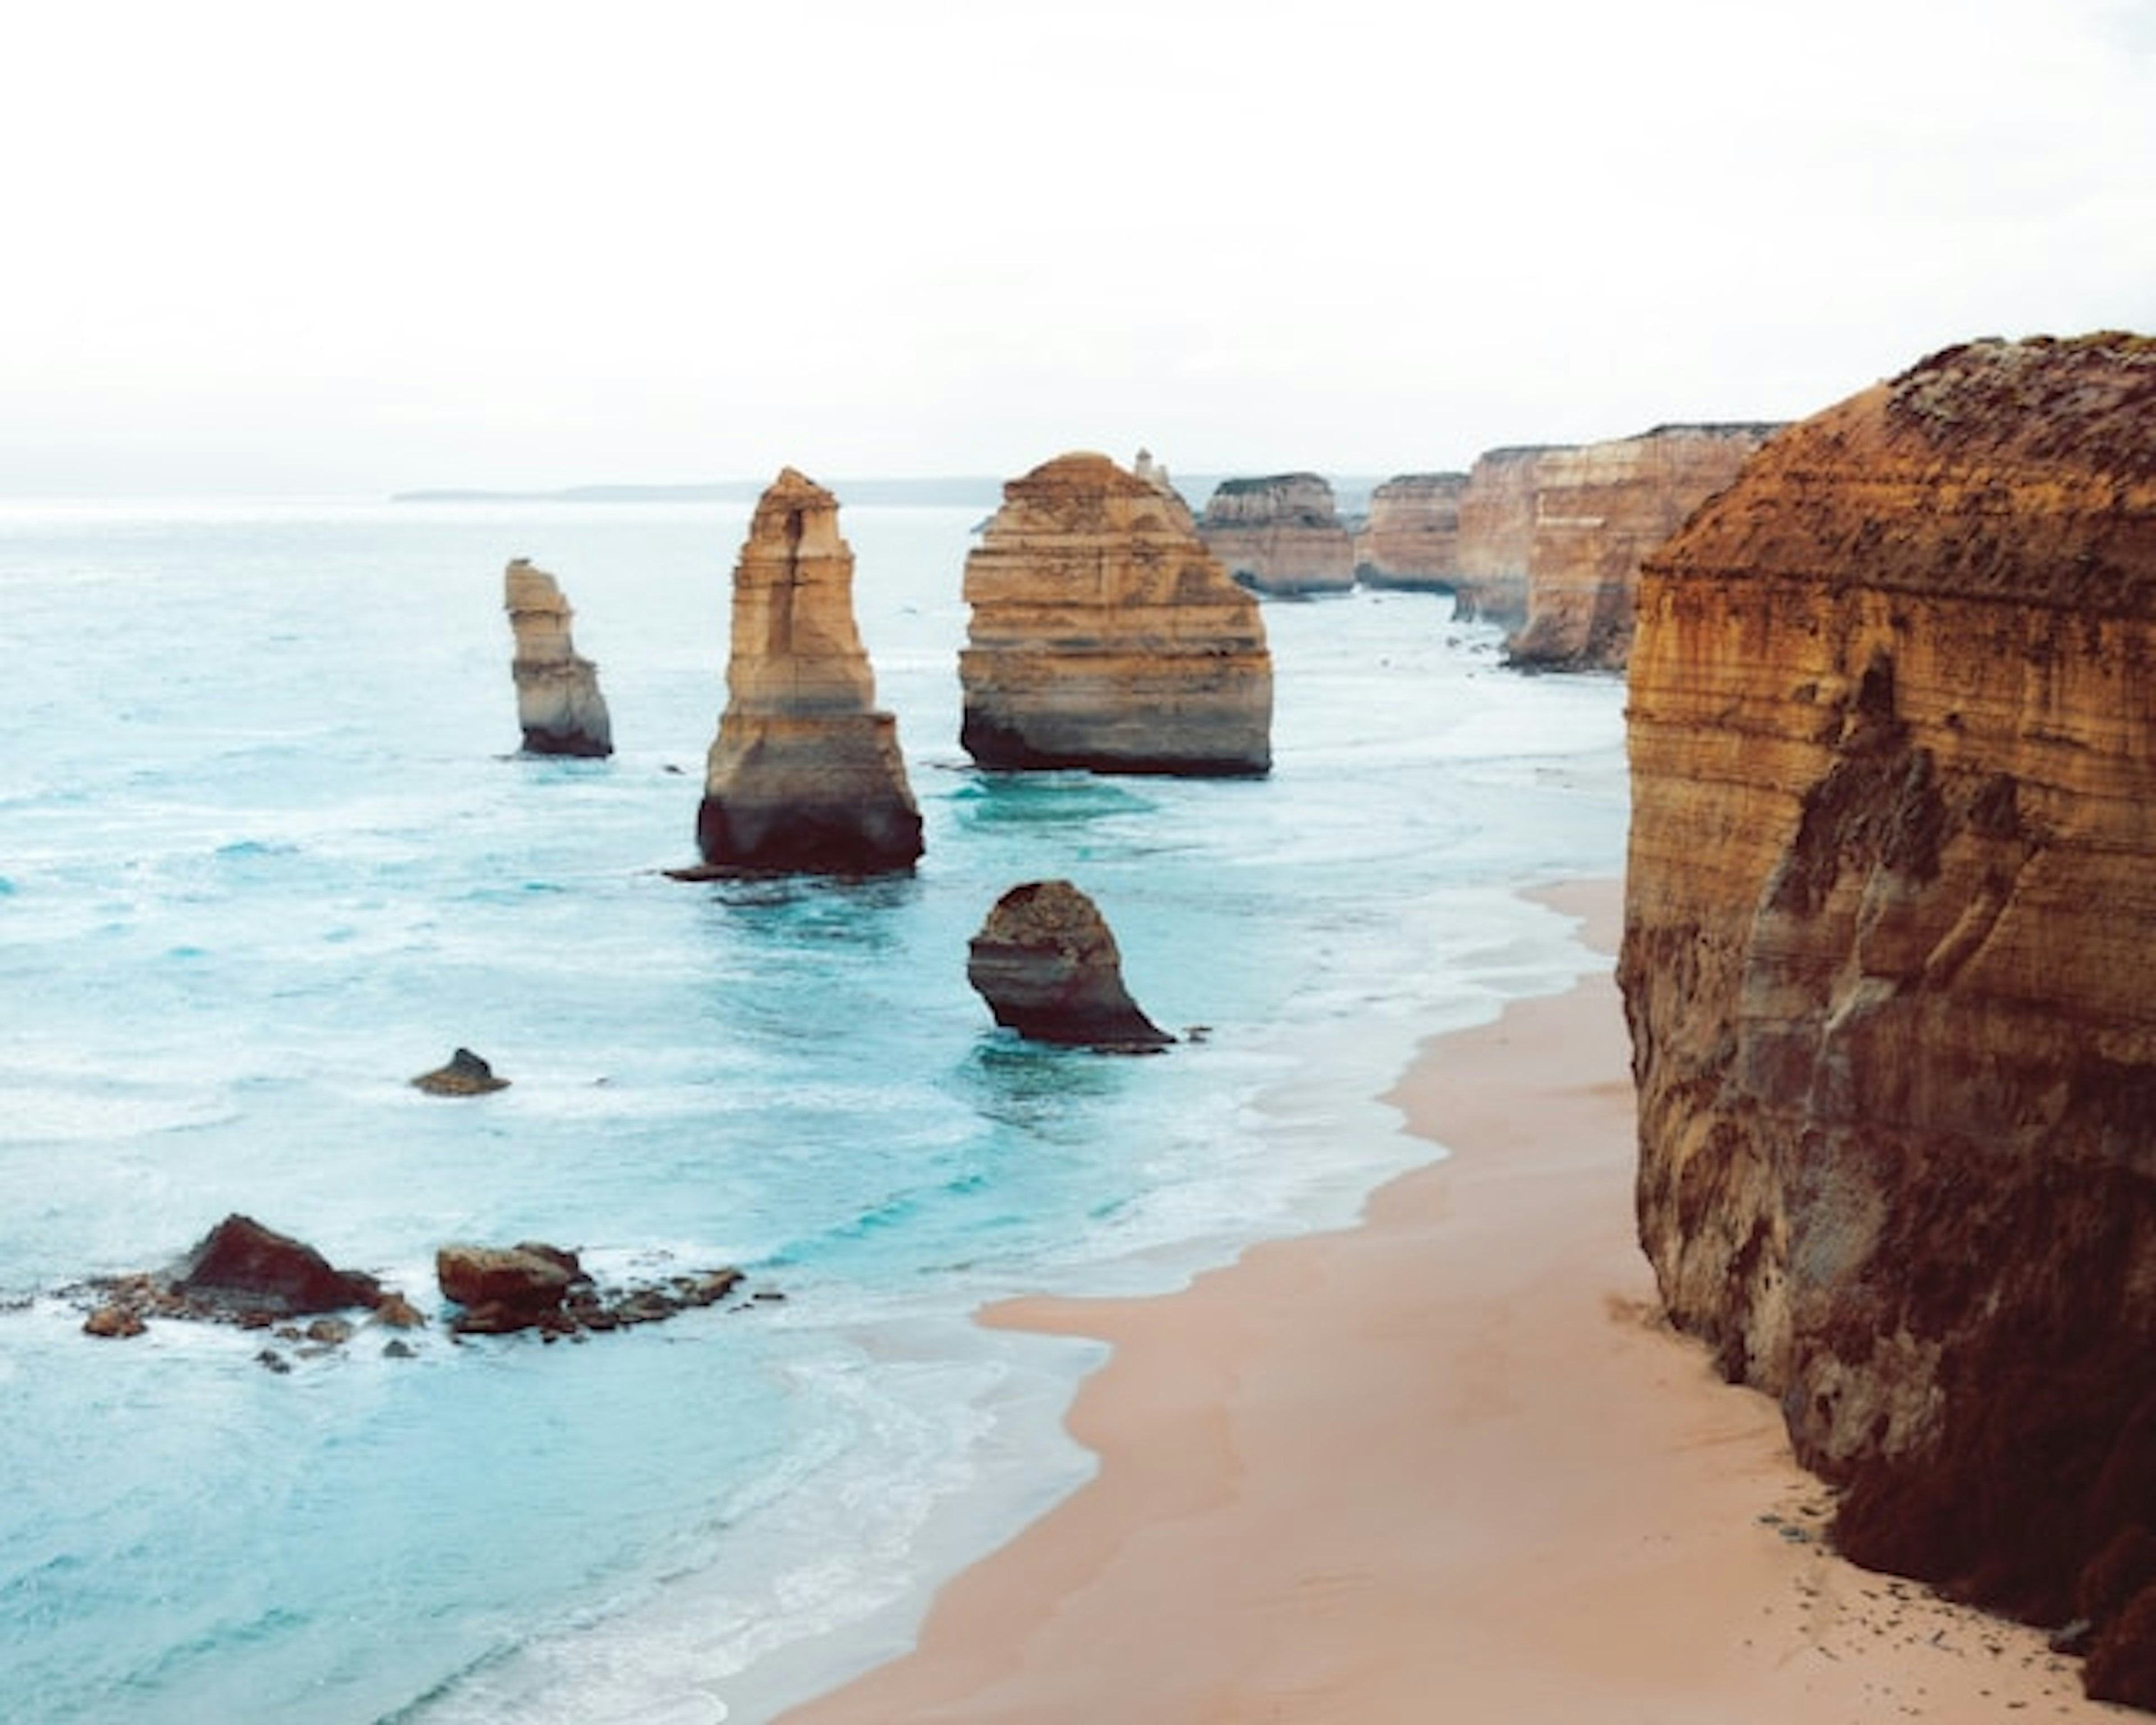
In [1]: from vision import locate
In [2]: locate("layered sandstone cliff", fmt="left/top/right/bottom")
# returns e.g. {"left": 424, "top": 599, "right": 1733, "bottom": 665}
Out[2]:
{"left": 504, "top": 559, "right": 613, "bottom": 756}
{"left": 1505, "top": 423, "right": 1779, "bottom": 671}
{"left": 692, "top": 469, "right": 923, "bottom": 874}
{"left": 1619, "top": 334, "right": 2156, "bottom": 1701}
{"left": 1450, "top": 446, "right": 1566, "bottom": 626}
{"left": 1196, "top": 472, "right": 1356, "bottom": 595}
{"left": 960, "top": 452, "right": 1272, "bottom": 776}
{"left": 1353, "top": 472, "right": 1468, "bottom": 594}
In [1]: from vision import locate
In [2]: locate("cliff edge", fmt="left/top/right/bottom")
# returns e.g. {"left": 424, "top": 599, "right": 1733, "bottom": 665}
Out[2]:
{"left": 1619, "top": 333, "right": 2156, "bottom": 1703}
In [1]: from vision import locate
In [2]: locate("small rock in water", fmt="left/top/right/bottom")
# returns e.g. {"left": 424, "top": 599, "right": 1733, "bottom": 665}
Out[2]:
{"left": 410, "top": 1047, "right": 510, "bottom": 1096}
{"left": 83, "top": 1304, "right": 145, "bottom": 1340}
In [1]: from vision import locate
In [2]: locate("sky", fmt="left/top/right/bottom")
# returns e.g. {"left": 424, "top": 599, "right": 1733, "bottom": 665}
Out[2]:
{"left": 3, "top": 0, "right": 2152, "bottom": 495}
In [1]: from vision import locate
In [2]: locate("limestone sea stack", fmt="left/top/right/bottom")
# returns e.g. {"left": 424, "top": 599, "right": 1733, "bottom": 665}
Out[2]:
{"left": 966, "top": 879, "right": 1172, "bottom": 1050}
{"left": 504, "top": 559, "right": 613, "bottom": 757}
{"left": 959, "top": 452, "right": 1272, "bottom": 776}
{"left": 1353, "top": 472, "right": 1469, "bottom": 596}
{"left": 1619, "top": 333, "right": 2156, "bottom": 1704}
{"left": 1504, "top": 423, "right": 1781, "bottom": 672}
{"left": 1197, "top": 472, "right": 1356, "bottom": 595}
{"left": 693, "top": 469, "right": 924, "bottom": 874}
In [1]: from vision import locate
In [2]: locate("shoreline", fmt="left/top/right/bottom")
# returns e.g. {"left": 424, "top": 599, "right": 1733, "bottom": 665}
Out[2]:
{"left": 773, "top": 876, "right": 2112, "bottom": 1722}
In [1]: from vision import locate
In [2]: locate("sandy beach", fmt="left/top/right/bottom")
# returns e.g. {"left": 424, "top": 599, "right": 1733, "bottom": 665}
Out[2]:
{"left": 778, "top": 878, "right": 2118, "bottom": 1723}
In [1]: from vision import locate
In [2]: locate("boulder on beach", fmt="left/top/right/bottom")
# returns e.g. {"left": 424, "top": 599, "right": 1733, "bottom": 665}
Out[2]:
{"left": 966, "top": 879, "right": 1173, "bottom": 1051}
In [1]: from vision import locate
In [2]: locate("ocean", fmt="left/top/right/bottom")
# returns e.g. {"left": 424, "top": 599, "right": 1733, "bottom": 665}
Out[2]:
{"left": 0, "top": 493, "right": 1627, "bottom": 1723}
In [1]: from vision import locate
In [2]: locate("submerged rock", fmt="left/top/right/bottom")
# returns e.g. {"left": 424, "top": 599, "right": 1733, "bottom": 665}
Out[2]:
{"left": 966, "top": 879, "right": 1173, "bottom": 1051}
{"left": 504, "top": 558, "right": 613, "bottom": 757}
{"left": 688, "top": 469, "right": 923, "bottom": 875}
{"left": 410, "top": 1047, "right": 509, "bottom": 1096}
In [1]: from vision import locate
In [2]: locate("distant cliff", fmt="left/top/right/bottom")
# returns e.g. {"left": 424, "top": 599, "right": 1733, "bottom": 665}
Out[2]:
{"left": 960, "top": 453, "right": 1271, "bottom": 775}
{"left": 1197, "top": 473, "right": 1356, "bottom": 595}
{"left": 1620, "top": 334, "right": 2156, "bottom": 1704}
{"left": 1450, "top": 446, "right": 1565, "bottom": 627}
{"left": 1505, "top": 423, "right": 1780, "bottom": 670}
{"left": 1353, "top": 473, "right": 1469, "bottom": 595}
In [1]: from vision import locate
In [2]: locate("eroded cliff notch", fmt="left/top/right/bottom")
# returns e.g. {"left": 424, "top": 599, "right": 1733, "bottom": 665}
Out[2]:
{"left": 960, "top": 452, "right": 1273, "bottom": 777}
{"left": 691, "top": 469, "right": 923, "bottom": 875}
{"left": 1620, "top": 331, "right": 2156, "bottom": 1703}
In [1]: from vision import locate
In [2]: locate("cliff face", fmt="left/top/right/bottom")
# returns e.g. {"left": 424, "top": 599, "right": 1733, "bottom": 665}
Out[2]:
{"left": 693, "top": 469, "right": 923, "bottom": 874}
{"left": 1451, "top": 446, "right": 1566, "bottom": 626}
{"left": 1620, "top": 334, "right": 2156, "bottom": 1692}
{"left": 1196, "top": 472, "right": 1356, "bottom": 594}
{"left": 504, "top": 559, "right": 613, "bottom": 756}
{"left": 1505, "top": 423, "right": 1780, "bottom": 670}
{"left": 1353, "top": 472, "right": 1469, "bottom": 594}
{"left": 960, "top": 452, "right": 1272, "bottom": 776}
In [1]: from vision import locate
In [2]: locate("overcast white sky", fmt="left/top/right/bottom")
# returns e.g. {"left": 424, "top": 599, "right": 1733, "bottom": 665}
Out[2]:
{"left": 4, "top": 0, "right": 2151, "bottom": 495}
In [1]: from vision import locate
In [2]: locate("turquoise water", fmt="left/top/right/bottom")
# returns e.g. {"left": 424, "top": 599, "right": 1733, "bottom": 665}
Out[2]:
{"left": 0, "top": 495, "right": 1626, "bottom": 1722}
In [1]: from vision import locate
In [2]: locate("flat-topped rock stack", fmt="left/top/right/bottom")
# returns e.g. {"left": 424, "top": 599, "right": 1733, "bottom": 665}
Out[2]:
{"left": 504, "top": 559, "right": 613, "bottom": 757}
{"left": 1196, "top": 472, "right": 1356, "bottom": 595}
{"left": 959, "top": 452, "right": 1272, "bottom": 777}
{"left": 691, "top": 469, "right": 923, "bottom": 874}
{"left": 1353, "top": 472, "right": 1469, "bottom": 596}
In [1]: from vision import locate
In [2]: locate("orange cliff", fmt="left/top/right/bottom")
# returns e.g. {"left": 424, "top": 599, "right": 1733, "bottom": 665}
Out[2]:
{"left": 1619, "top": 333, "right": 2156, "bottom": 1707}
{"left": 1505, "top": 423, "right": 1780, "bottom": 670}
{"left": 959, "top": 452, "right": 1273, "bottom": 777}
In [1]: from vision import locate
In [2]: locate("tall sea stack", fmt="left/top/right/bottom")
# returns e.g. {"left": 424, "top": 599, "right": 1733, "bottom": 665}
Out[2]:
{"left": 959, "top": 452, "right": 1272, "bottom": 776}
{"left": 504, "top": 559, "right": 613, "bottom": 757}
{"left": 692, "top": 469, "right": 923, "bottom": 874}
{"left": 1620, "top": 333, "right": 2156, "bottom": 1703}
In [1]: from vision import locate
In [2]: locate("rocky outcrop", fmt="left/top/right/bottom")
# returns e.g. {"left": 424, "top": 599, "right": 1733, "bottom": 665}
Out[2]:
{"left": 1353, "top": 473, "right": 1469, "bottom": 594}
{"left": 437, "top": 1240, "right": 750, "bottom": 1337}
{"left": 1505, "top": 423, "right": 1780, "bottom": 670}
{"left": 691, "top": 469, "right": 924, "bottom": 874}
{"left": 966, "top": 879, "right": 1172, "bottom": 1051}
{"left": 410, "top": 1047, "right": 509, "bottom": 1095}
{"left": 1197, "top": 473, "right": 1356, "bottom": 595}
{"left": 1619, "top": 333, "right": 2156, "bottom": 1700}
{"left": 504, "top": 559, "right": 613, "bottom": 757}
{"left": 168, "top": 1214, "right": 383, "bottom": 1314}
{"left": 1451, "top": 446, "right": 1568, "bottom": 626}
{"left": 959, "top": 453, "right": 1272, "bottom": 776}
